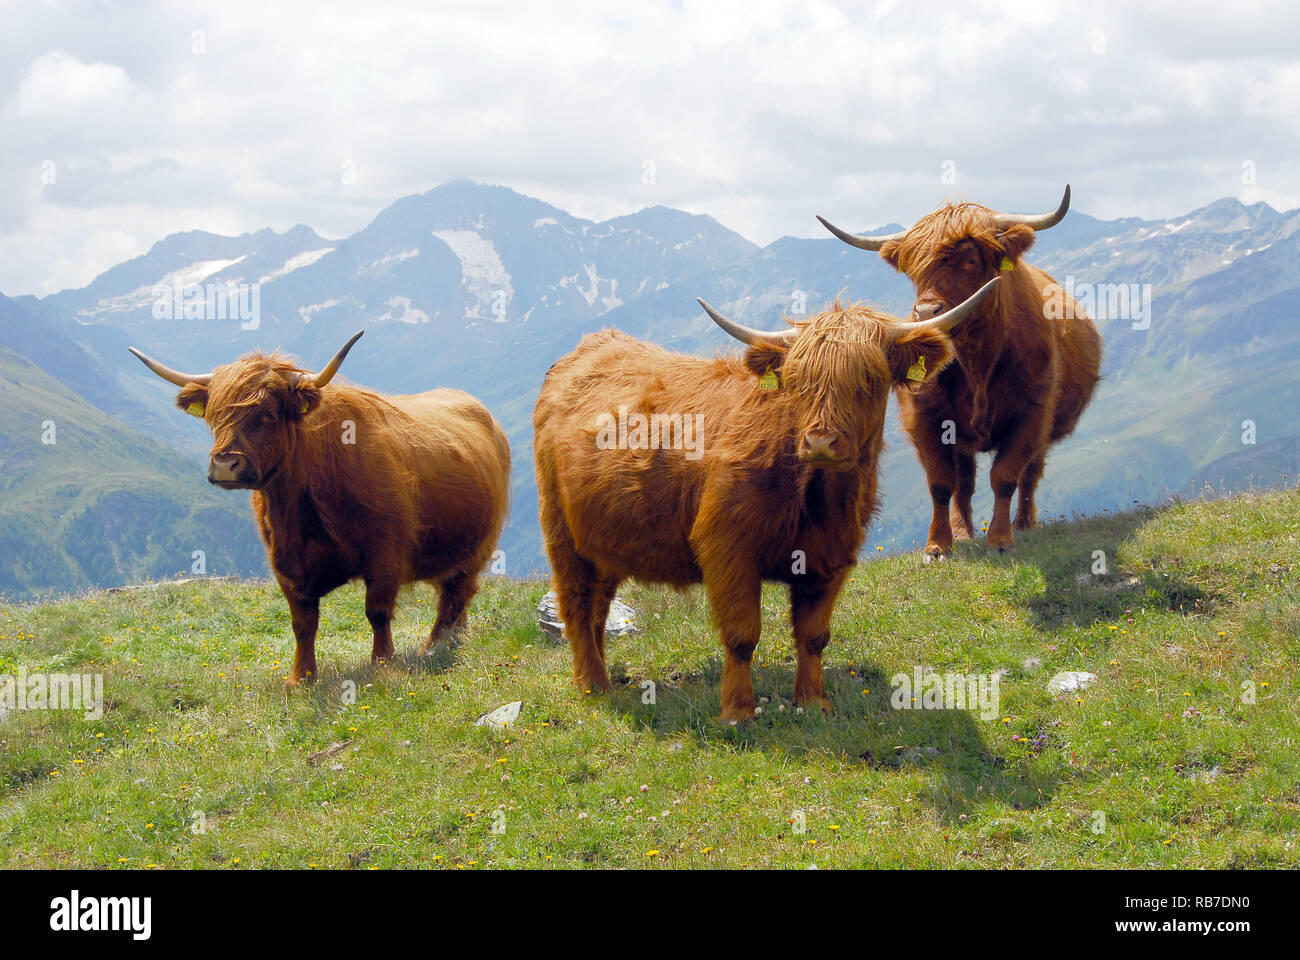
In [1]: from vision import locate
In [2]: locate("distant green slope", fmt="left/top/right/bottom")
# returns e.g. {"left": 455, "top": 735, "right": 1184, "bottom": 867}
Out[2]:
{"left": 0, "top": 344, "right": 267, "bottom": 599}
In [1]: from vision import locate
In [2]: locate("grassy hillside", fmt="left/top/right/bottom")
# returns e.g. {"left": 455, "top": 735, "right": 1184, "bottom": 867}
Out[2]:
{"left": 0, "top": 344, "right": 267, "bottom": 599}
{"left": 1, "top": 488, "right": 1297, "bottom": 868}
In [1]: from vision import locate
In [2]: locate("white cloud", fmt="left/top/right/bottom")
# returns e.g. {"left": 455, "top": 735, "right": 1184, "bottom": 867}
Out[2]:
{"left": 11, "top": 51, "right": 134, "bottom": 117}
{"left": 0, "top": 0, "right": 1296, "bottom": 295}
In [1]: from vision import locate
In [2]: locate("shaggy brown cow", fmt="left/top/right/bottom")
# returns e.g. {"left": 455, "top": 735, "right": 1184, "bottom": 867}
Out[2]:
{"left": 129, "top": 332, "right": 511, "bottom": 683}
{"left": 533, "top": 279, "right": 999, "bottom": 722}
{"left": 819, "top": 186, "right": 1102, "bottom": 555}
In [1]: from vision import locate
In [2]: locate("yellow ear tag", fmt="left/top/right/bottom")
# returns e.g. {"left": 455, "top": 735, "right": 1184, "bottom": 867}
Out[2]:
{"left": 186, "top": 401, "right": 205, "bottom": 417}
{"left": 999, "top": 256, "right": 1015, "bottom": 271}
{"left": 758, "top": 367, "right": 781, "bottom": 391}
{"left": 906, "top": 355, "right": 927, "bottom": 382}
{"left": 300, "top": 399, "right": 310, "bottom": 414}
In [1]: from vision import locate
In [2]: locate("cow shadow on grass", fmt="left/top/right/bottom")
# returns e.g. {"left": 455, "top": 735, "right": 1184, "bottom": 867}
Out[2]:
{"left": 283, "top": 643, "right": 460, "bottom": 712}
{"left": 598, "top": 660, "right": 1059, "bottom": 821}
{"left": 952, "top": 507, "right": 1219, "bottom": 631}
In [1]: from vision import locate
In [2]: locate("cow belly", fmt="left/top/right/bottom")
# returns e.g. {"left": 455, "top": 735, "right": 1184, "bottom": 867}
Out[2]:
{"left": 412, "top": 523, "right": 489, "bottom": 581}
{"left": 567, "top": 496, "right": 702, "bottom": 585}
{"left": 575, "top": 535, "right": 702, "bottom": 586}
{"left": 553, "top": 456, "right": 703, "bottom": 585}
{"left": 275, "top": 541, "right": 358, "bottom": 598}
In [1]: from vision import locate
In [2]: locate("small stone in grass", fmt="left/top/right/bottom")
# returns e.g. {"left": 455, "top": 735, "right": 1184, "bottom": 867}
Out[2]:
{"left": 475, "top": 701, "right": 523, "bottom": 730}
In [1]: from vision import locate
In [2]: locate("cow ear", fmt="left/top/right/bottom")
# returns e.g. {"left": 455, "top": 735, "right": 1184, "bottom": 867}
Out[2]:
{"left": 176, "top": 382, "right": 210, "bottom": 419}
{"left": 743, "top": 343, "right": 788, "bottom": 377}
{"left": 996, "top": 223, "right": 1035, "bottom": 264}
{"left": 887, "top": 325, "right": 955, "bottom": 388}
{"left": 879, "top": 237, "right": 903, "bottom": 270}
{"left": 289, "top": 383, "right": 322, "bottom": 419}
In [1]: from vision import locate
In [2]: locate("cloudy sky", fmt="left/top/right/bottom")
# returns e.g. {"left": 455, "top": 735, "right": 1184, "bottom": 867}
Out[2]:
{"left": 2, "top": 0, "right": 1297, "bottom": 295}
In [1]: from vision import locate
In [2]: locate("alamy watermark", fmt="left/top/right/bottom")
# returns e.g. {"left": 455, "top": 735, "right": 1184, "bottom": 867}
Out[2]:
{"left": 595, "top": 405, "right": 704, "bottom": 460}
{"left": 0, "top": 667, "right": 104, "bottom": 721}
{"left": 1044, "top": 275, "right": 1153, "bottom": 331}
{"left": 891, "top": 667, "right": 1000, "bottom": 721}
{"left": 152, "top": 278, "right": 261, "bottom": 330}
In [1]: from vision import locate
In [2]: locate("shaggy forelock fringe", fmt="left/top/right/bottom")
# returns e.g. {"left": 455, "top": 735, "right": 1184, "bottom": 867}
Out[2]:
{"left": 891, "top": 202, "right": 1003, "bottom": 275}
{"left": 782, "top": 300, "right": 892, "bottom": 436}
{"left": 207, "top": 350, "right": 301, "bottom": 420}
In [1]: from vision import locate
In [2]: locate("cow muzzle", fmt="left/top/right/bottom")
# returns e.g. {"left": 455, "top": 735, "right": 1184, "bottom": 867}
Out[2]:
{"left": 799, "top": 431, "right": 849, "bottom": 466}
{"left": 208, "top": 453, "right": 256, "bottom": 489}
{"left": 911, "top": 298, "right": 949, "bottom": 322}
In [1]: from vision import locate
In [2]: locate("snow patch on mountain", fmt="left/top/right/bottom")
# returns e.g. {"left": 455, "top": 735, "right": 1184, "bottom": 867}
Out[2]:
{"left": 378, "top": 296, "right": 430, "bottom": 325}
{"left": 369, "top": 249, "right": 420, "bottom": 269}
{"left": 78, "top": 257, "right": 248, "bottom": 317}
{"left": 432, "top": 229, "right": 512, "bottom": 320}
{"left": 558, "top": 264, "right": 623, "bottom": 311}
{"left": 259, "top": 248, "right": 334, "bottom": 284}
{"left": 298, "top": 299, "right": 341, "bottom": 323}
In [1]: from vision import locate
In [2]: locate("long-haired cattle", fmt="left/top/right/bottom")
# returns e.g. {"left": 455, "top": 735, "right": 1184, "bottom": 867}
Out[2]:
{"left": 820, "top": 187, "right": 1102, "bottom": 555}
{"left": 533, "top": 280, "right": 999, "bottom": 722}
{"left": 130, "top": 333, "right": 511, "bottom": 683}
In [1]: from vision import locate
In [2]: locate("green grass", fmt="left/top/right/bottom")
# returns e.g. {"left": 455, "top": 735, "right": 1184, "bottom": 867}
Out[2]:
{"left": 2, "top": 488, "right": 1298, "bottom": 869}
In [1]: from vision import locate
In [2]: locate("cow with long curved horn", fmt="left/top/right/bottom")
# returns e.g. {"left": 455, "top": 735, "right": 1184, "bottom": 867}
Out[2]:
{"left": 816, "top": 186, "right": 1072, "bottom": 251}
{"left": 817, "top": 185, "right": 1101, "bottom": 557}
{"left": 128, "top": 331, "right": 511, "bottom": 685}
{"left": 533, "top": 280, "right": 997, "bottom": 722}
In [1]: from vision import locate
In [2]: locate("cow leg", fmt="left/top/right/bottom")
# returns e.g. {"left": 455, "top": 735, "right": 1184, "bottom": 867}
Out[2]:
{"left": 364, "top": 579, "right": 399, "bottom": 665}
{"left": 703, "top": 566, "right": 762, "bottom": 723}
{"left": 420, "top": 570, "right": 478, "bottom": 655}
{"left": 790, "top": 572, "right": 848, "bottom": 715}
{"left": 910, "top": 422, "right": 958, "bottom": 557}
{"left": 539, "top": 486, "right": 611, "bottom": 692}
{"left": 588, "top": 574, "right": 622, "bottom": 661}
{"left": 557, "top": 572, "right": 610, "bottom": 693}
{"left": 950, "top": 449, "right": 977, "bottom": 541}
{"left": 285, "top": 591, "right": 320, "bottom": 686}
{"left": 1014, "top": 453, "right": 1045, "bottom": 530}
{"left": 988, "top": 415, "right": 1051, "bottom": 552}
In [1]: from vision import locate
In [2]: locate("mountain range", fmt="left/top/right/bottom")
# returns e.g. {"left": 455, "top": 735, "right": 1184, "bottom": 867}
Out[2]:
{"left": 2, "top": 179, "right": 1297, "bottom": 599}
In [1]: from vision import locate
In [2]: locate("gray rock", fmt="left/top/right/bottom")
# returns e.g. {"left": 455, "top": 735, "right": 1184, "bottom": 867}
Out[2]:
{"left": 475, "top": 700, "right": 523, "bottom": 730}
{"left": 537, "top": 591, "right": 638, "bottom": 643}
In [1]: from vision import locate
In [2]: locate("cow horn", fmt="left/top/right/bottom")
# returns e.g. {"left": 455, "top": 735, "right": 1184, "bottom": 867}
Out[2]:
{"left": 308, "top": 330, "right": 365, "bottom": 387}
{"left": 127, "top": 347, "right": 212, "bottom": 387}
{"left": 815, "top": 215, "right": 906, "bottom": 251}
{"left": 902, "top": 276, "right": 1001, "bottom": 336}
{"left": 992, "top": 185, "right": 1071, "bottom": 231}
{"left": 697, "top": 298, "right": 798, "bottom": 348}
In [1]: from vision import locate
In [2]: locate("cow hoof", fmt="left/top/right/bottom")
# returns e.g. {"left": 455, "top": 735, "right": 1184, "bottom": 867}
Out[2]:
{"left": 422, "top": 625, "right": 465, "bottom": 655}
{"left": 720, "top": 701, "right": 757, "bottom": 724}
{"left": 576, "top": 675, "right": 612, "bottom": 695}
{"left": 796, "top": 695, "right": 834, "bottom": 716}
{"left": 988, "top": 541, "right": 1016, "bottom": 555}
